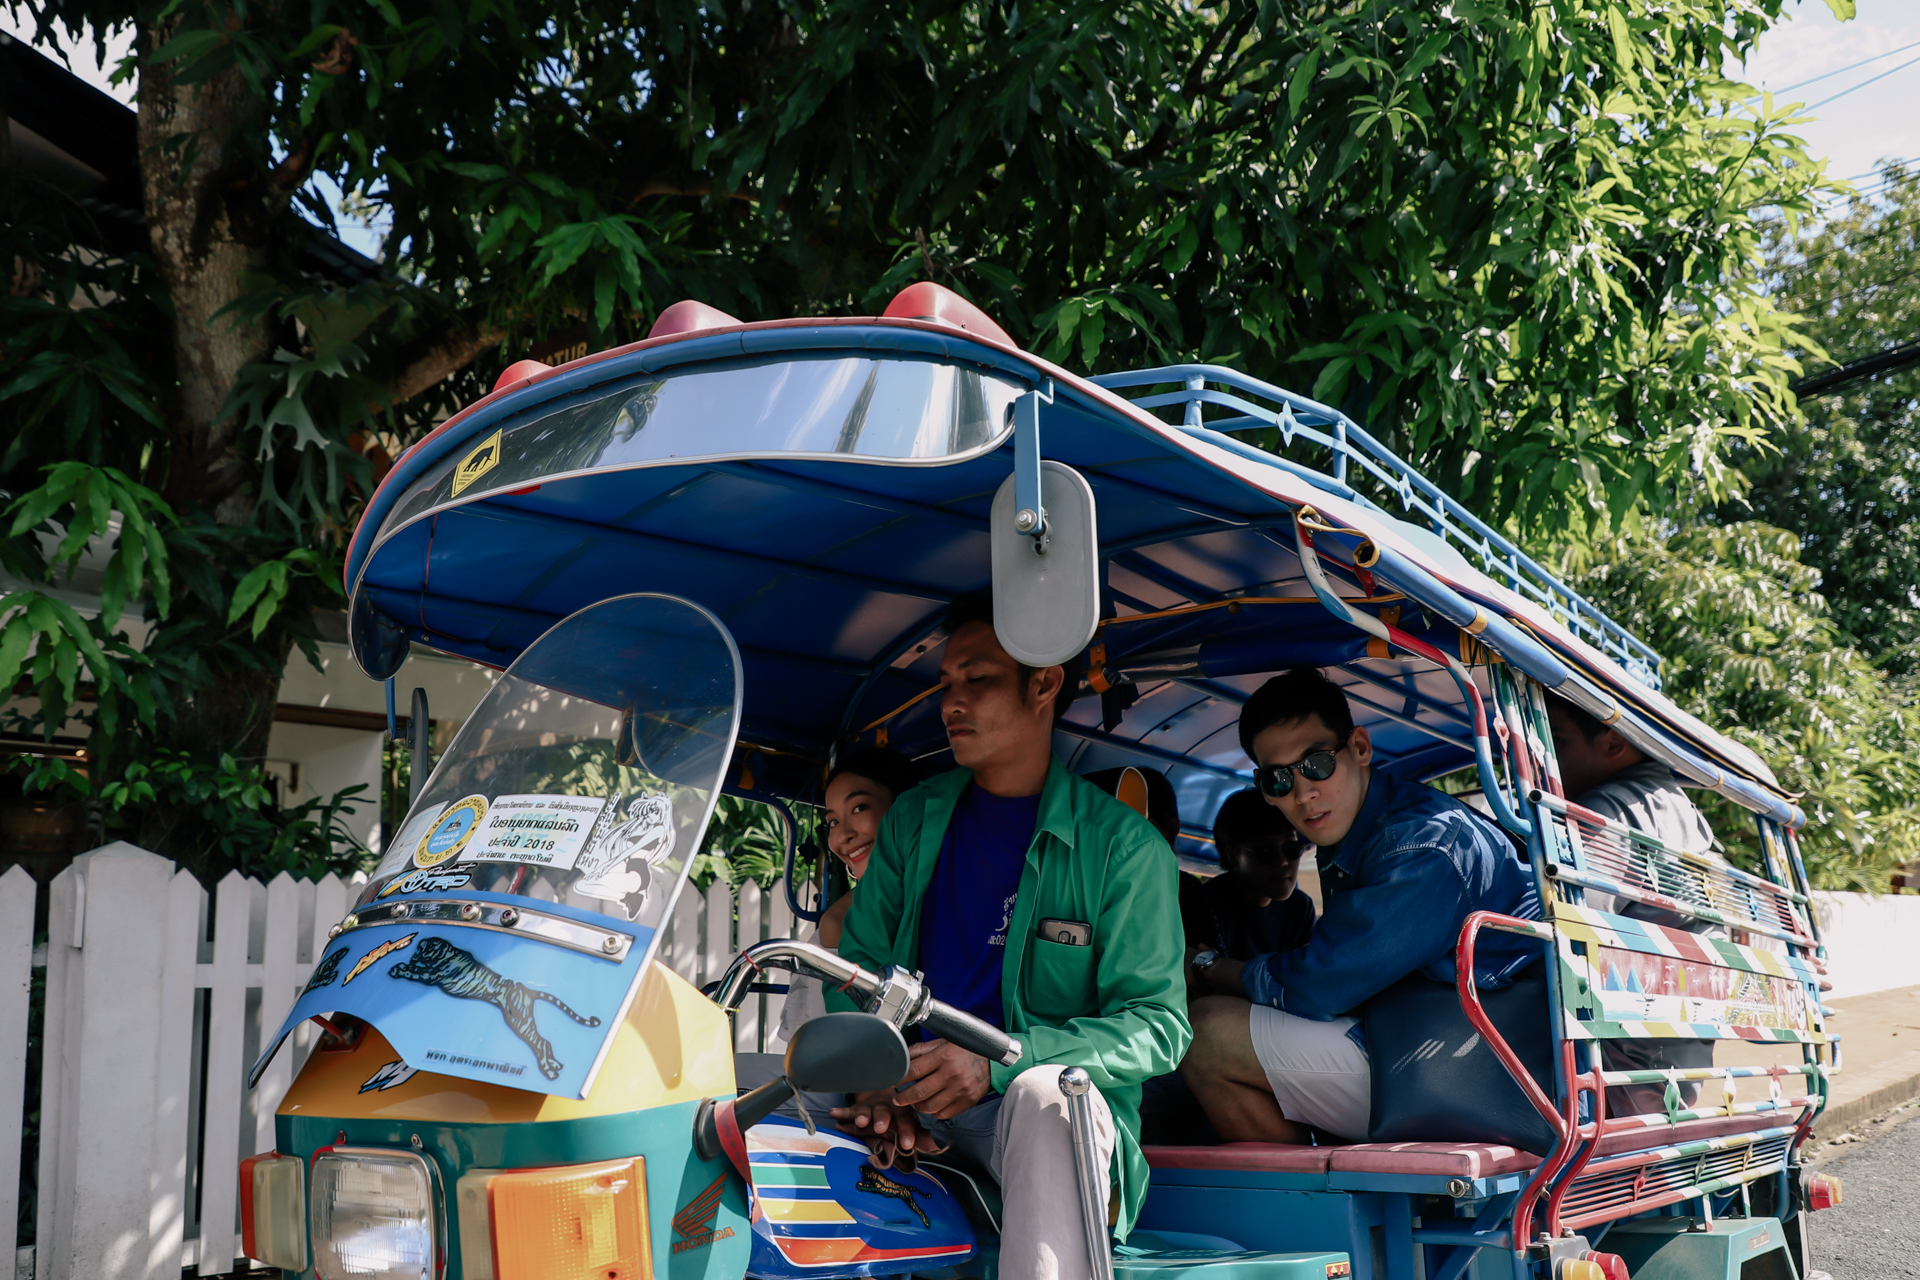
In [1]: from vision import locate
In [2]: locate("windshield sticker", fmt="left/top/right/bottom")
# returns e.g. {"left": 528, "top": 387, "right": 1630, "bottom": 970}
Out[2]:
{"left": 416, "top": 796, "right": 487, "bottom": 867}
{"left": 345, "top": 933, "right": 417, "bottom": 984}
{"left": 304, "top": 946, "right": 347, "bottom": 995}
{"left": 574, "top": 791, "right": 676, "bottom": 920}
{"left": 377, "top": 868, "right": 473, "bottom": 899}
{"left": 359, "top": 1060, "right": 419, "bottom": 1093}
{"left": 450, "top": 428, "right": 503, "bottom": 496}
{"left": 388, "top": 936, "right": 602, "bottom": 1080}
{"left": 460, "top": 794, "right": 607, "bottom": 869}
{"left": 372, "top": 803, "right": 446, "bottom": 881}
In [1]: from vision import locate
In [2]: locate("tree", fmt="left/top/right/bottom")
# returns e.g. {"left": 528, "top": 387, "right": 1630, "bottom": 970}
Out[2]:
{"left": 1729, "top": 163, "right": 1920, "bottom": 673}
{"left": 1570, "top": 522, "right": 1920, "bottom": 891}
{"left": 2, "top": 0, "right": 1837, "bottom": 875}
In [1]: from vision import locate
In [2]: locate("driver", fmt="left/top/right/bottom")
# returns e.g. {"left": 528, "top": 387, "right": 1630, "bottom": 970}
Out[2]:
{"left": 827, "top": 593, "right": 1189, "bottom": 1280}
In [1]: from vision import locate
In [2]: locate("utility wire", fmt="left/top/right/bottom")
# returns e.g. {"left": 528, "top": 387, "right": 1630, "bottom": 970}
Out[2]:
{"left": 1776, "top": 216, "right": 1919, "bottom": 277}
{"left": 1760, "top": 38, "right": 1920, "bottom": 96}
{"left": 1806, "top": 52, "right": 1920, "bottom": 112}
{"left": 1788, "top": 262, "right": 1920, "bottom": 315}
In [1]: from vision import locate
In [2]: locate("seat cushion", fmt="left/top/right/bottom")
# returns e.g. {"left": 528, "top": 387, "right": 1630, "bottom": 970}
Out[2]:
{"left": 1328, "top": 1141, "right": 1536, "bottom": 1178}
{"left": 1143, "top": 1142, "right": 1333, "bottom": 1173}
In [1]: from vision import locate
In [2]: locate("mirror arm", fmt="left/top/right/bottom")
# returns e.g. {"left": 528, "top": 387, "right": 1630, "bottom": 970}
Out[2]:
{"left": 1013, "top": 380, "right": 1056, "bottom": 546}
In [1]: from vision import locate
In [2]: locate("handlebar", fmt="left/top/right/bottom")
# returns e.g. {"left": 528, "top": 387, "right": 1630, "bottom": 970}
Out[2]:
{"left": 715, "top": 938, "right": 1022, "bottom": 1067}
{"left": 919, "top": 997, "right": 1020, "bottom": 1065}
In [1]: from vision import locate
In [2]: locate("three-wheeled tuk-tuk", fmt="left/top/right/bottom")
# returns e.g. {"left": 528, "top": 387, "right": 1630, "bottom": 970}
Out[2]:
{"left": 243, "top": 283, "right": 1839, "bottom": 1280}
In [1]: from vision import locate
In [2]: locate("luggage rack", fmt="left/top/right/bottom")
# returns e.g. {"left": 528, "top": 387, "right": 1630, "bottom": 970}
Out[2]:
{"left": 1092, "top": 364, "right": 1664, "bottom": 690}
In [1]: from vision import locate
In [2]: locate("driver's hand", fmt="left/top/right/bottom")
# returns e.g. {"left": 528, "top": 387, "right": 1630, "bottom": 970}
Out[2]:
{"left": 830, "top": 1092, "right": 938, "bottom": 1167}
{"left": 892, "top": 1038, "right": 991, "bottom": 1120}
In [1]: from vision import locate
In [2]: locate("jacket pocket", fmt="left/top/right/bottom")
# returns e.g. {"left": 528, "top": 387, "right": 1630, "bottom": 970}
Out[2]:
{"left": 1026, "top": 935, "right": 1098, "bottom": 1021}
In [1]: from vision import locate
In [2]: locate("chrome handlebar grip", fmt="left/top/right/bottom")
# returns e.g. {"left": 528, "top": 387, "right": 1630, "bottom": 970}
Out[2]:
{"left": 713, "top": 938, "right": 870, "bottom": 1013}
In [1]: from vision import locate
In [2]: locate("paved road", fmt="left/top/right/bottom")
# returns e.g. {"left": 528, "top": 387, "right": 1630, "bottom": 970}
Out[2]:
{"left": 1808, "top": 1112, "right": 1920, "bottom": 1278}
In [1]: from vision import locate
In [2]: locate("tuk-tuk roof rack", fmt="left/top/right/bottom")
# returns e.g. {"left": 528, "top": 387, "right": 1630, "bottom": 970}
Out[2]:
{"left": 1090, "top": 364, "right": 1664, "bottom": 691}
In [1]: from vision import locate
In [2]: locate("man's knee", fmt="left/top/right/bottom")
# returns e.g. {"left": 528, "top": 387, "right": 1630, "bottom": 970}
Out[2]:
{"left": 1183, "top": 996, "right": 1251, "bottom": 1075}
{"left": 1002, "top": 1063, "right": 1071, "bottom": 1113}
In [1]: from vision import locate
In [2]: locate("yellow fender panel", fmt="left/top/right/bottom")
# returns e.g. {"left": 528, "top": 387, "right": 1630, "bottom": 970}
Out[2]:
{"left": 280, "top": 962, "right": 737, "bottom": 1123}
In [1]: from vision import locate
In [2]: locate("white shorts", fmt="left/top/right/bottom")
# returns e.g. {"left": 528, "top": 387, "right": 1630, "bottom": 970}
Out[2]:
{"left": 1247, "top": 1004, "right": 1372, "bottom": 1141}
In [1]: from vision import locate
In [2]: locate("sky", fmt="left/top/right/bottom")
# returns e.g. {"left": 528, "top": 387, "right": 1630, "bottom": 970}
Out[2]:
{"left": 6, "top": 1, "right": 1918, "bottom": 246}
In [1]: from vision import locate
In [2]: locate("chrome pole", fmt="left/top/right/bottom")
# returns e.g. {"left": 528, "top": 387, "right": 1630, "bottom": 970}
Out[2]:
{"left": 1058, "top": 1067, "right": 1114, "bottom": 1280}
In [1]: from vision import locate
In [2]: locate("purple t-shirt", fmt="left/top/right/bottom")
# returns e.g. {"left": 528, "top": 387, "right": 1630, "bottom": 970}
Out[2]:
{"left": 915, "top": 784, "right": 1040, "bottom": 1033}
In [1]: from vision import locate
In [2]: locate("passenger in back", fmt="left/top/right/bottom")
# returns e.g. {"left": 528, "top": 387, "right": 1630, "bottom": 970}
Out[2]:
{"left": 1547, "top": 697, "right": 1722, "bottom": 1118}
{"left": 1184, "top": 788, "right": 1315, "bottom": 978}
{"left": 1180, "top": 667, "right": 1542, "bottom": 1143}
{"left": 1142, "top": 789, "right": 1316, "bottom": 1144}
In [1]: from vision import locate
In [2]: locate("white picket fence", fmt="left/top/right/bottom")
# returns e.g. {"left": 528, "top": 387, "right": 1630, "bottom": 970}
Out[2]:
{"left": 0, "top": 843, "right": 796, "bottom": 1280}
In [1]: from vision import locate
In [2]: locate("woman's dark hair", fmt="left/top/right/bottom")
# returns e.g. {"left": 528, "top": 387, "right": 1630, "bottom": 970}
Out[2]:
{"left": 941, "top": 590, "right": 1082, "bottom": 724}
{"left": 1237, "top": 667, "right": 1355, "bottom": 758}
{"left": 829, "top": 747, "right": 925, "bottom": 801}
{"left": 1213, "top": 787, "right": 1302, "bottom": 856}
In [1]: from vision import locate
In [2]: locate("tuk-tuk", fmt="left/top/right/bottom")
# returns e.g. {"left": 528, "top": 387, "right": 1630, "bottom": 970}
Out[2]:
{"left": 242, "top": 283, "right": 1838, "bottom": 1280}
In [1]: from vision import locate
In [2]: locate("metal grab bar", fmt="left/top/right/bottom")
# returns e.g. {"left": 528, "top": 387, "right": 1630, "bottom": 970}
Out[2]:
{"left": 1060, "top": 1068, "right": 1115, "bottom": 1280}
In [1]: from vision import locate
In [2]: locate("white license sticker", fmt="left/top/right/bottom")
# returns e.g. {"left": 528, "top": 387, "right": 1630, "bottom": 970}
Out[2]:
{"left": 463, "top": 794, "right": 609, "bottom": 868}
{"left": 371, "top": 803, "right": 447, "bottom": 880}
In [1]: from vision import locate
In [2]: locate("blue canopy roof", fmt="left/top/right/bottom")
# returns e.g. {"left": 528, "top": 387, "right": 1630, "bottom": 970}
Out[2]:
{"left": 346, "top": 312, "right": 1800, "bottom": 849}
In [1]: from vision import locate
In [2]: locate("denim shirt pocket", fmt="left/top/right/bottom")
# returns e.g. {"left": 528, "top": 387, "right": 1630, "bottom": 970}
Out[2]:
{"left": 1025, "top": 934, "right": 1098, "bottom": 1021}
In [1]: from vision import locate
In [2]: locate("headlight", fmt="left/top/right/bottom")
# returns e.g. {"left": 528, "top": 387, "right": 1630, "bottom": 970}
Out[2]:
{"left": 311, "top": 1147, "right": 441, "bottom": 1280}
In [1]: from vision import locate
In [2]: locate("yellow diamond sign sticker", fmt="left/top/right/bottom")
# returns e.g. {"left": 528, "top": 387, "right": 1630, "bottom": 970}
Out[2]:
{"left": 451, "top": 428, "right": 503, "bottom": 496}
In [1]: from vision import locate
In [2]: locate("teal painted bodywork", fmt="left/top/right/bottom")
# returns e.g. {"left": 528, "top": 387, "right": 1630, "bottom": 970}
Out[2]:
{"left": 278, "top": 1098, "right": 750, "bottom": 1280}
{"left": 1603, "top": 1217, "right": 1797, "bottom": 1280}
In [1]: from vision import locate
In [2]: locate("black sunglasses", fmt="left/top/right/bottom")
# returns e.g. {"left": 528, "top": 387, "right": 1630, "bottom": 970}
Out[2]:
{"left": 1254, "top": 744, "right": 1344, "bottom": 798}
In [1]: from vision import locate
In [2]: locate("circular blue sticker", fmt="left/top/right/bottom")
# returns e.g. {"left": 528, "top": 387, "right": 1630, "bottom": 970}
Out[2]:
{"left": 415, "top": 794, "right": 487, "bottom": 867}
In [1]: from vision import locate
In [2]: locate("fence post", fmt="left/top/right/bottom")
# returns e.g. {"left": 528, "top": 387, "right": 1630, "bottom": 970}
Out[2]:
{"left": 0, "top": 867, "right": 35, "bottom": 1273}
{"left": 195, "top": 872, "right": 256, "bottom": 1277}
{"left": 764, "top": 884, "right": 795, "bottom": 1052}
{"left": 252, "top": 874, "right": 304, "bottom": 1156}
{"left": 148, "top": 871, "right": 206, "bottom": 1275}
{"left": 33, "top": 844, "right": 191, "bottom": 1280}
{"left": 702, "top": 882, "right": 730, "bottom": 991}
{"left": 736, "top": 885, "right": 763, "bottom": 1052}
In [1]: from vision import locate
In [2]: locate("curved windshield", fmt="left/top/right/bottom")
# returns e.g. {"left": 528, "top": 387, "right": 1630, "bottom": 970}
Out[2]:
{"left": 387, "top": 354, "right": 1024, "bottom": 528}
{"left": 362, "top": 593, "right": 742, "bottom": 926}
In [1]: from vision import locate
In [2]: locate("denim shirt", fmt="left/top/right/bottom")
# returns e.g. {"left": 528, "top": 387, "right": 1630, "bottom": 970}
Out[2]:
{"left": 1242, "top": 771, "right": 1543, "bottom": 1020}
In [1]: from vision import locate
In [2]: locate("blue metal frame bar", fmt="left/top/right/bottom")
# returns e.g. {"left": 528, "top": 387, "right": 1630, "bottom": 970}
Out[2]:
{"left": 1091, "top": 365, "right": 1663, "bottom": 686}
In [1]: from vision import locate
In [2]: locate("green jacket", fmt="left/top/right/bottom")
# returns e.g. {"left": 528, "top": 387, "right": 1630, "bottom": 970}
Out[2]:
{"left": 827, "top": 759, "right": 1191, "bottom": 1238}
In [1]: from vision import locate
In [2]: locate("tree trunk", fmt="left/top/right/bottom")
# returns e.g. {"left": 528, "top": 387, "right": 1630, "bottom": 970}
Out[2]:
{"left": 138, "top": 17, "right": 275, "bottom": 526}
{"left": 134, "top": 17, "right": 289, "bottom": 866}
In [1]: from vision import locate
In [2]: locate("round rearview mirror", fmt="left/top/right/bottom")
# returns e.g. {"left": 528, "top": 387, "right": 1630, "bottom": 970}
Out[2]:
{"left": 784, "top": 1012, "right": 910, "bottom": 1094}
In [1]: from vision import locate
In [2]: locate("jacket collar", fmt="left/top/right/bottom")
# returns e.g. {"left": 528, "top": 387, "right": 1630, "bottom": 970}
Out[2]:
{"left": 1320, "top": 767, "right": 1391, "bottom": 874}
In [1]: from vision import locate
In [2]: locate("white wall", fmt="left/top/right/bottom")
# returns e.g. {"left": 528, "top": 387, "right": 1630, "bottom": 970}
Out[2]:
{"left": 277, "top": 641, "right": 498, "bottom": 722}
{"left": 1812, "top": 891, "right": 1920, "bottom": 999}
{"left": 263, "top": 722, "right": 385, "bottom": 849}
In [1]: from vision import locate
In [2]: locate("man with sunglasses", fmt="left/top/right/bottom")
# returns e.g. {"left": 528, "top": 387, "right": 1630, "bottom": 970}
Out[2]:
{"left": 1180, "top": 667, "right": 1540, "bottom": 1143}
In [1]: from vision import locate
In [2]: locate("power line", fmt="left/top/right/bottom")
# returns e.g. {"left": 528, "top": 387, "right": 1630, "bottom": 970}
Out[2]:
{"left": 1807, "top": 51, "right": 1920, "bottom": 112}
{"left": 1761, "top": 38, "right": 1920, "bottom": 96}
{"left": 1788, "top": 262, "right": 1920, "bottom": 315}
{"left": 1776, "top": 216, "right": 1920, "bottom": 277}
{"left": 1790, "top": 339, "right": 1920, "bottom": 397}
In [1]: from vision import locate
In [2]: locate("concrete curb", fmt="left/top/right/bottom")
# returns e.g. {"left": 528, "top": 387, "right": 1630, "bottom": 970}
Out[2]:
{"left": 1811, "top": 1071, "right": 1920, "bottom": 1139}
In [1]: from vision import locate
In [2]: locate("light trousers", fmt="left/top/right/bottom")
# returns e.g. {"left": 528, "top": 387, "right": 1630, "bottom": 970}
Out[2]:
{"left": 920, "top": 1064, "right": 1117, "bottom": 1280}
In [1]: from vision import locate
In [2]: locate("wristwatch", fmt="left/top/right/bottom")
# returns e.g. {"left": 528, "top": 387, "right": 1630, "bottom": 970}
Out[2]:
{"left": 1191, "top": 949, "right": 1221, "bottom": 973}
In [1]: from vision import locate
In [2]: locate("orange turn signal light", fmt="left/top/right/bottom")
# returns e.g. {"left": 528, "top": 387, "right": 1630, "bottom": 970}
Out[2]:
{"left": 487, "top": 1157, "right": 651, "bottom": 1280}
{"left": 239, "top": 1151, "right": 308, "bottom": 1272}
{"left": 1808, "top": 1172, "right": 1843, "bottom": 1211}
